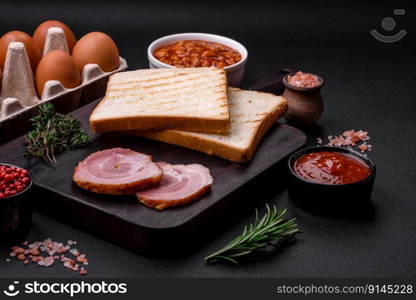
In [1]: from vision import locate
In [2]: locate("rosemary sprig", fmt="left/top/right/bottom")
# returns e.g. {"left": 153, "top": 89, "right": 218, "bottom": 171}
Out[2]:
{"left": 205, "top": 204, "right": 301, "bottom": 264}
{"left": 24, "top": 103, "right": 90, "bottom": 163}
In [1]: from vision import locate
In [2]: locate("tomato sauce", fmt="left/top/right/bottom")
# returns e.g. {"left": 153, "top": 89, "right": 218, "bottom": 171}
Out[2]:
{"left": 294, "top": 151, "right": 371, "bottom": 185}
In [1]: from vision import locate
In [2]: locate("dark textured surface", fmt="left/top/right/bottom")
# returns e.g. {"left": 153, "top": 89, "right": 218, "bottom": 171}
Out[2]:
{"left": 0, "top": 0, "right": 416, "bottom": 278}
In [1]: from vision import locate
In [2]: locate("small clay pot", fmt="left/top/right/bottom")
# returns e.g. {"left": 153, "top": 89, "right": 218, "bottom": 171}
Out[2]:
{"left": 282, "top": 73, "right": 324, "bottom": 127}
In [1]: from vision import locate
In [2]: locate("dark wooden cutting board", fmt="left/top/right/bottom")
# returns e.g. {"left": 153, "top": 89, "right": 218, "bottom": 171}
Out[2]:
{"left": 0, "top": 100, "right": 306, "bottom": 256}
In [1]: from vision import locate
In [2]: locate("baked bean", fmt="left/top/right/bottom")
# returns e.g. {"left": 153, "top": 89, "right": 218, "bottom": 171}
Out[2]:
{"left": 191, "top": 56, "right": 200, "bottom": 67}
{"left": 154, "top": 40, "right": 241, "bottom": 68}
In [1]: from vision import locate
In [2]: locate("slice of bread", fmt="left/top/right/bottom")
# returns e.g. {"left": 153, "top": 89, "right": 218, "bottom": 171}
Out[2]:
{"left": 90, "top": 67, "right": 230, "bottom": 134}
{"left": 129, "top": 88, "right": 288, "bottom": 163}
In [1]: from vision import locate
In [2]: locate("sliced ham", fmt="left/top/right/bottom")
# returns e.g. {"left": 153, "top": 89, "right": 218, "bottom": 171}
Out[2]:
{"left": 136, "top": 162, "right": 213, "bottom": 210}
{"left": 73, "top": 148, "right": 162, "bottom": 195}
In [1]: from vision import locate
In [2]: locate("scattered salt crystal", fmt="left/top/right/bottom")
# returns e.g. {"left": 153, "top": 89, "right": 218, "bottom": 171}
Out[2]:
{"left": 70, "top": 249, "right": 80, "bottom": 256}
{"left": 358, "top": 143, "right": 368, "bottom": 152}
{"left": 7, "top": 238, "right": 88, "bottom": 276}
{"left": 43, "top": 256, "right": 55, "bottom": 267}
{"left": 29, "top": 242, "right": 39, "bottom": 249}
{"left": 319, "top": 129, "right": 372, "bottom": 153}
{"left": 37, "top": 260, "right": 45, "bottom": 266}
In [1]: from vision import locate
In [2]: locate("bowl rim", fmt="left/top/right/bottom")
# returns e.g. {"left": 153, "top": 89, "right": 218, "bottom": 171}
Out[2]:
{"left": 147, "top": 32, "right": 248, "bottom": 71}
{"left": 0, "top": 163, "right": 34, "bottom": 200}
{"left": 283, "top": 71, "right": 325, "bottom": 92}
{"left": 287, "top": 146, "right": 376, "bottom": 187}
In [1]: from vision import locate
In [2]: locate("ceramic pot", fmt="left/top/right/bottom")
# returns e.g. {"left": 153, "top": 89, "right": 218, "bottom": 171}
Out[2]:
{"left": 282, "top": 73, "right": 324, "bottom": 127}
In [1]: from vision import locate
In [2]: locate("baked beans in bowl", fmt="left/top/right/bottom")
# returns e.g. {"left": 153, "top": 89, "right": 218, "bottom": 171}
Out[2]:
{"left": 154, "top": 40, "right": 242, "bottom": 68}
{"left": 148, "top": 33, "right": 248, "bottom": 87}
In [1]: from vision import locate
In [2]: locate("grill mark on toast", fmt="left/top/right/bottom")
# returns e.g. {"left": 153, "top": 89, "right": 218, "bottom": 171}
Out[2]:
{"left": 106, "top": 82, "right": 224, "bottom": 99}
{"left": 95, "top": 98, "right": 228, "bottom": 116}
{"left": 109, "top": 74, "right": 224, "bottom": 93}
{"left": 93, "top": 69, "right": 230, "bottom": 119}
{"left": 109, "top": 69, "right": 223, "bottom": 86}
{"left": 141, "top": 81, "right": 225, "bottom": 98}
{"left": 111, "top": 71, "right": 216, "bottom": 85}
{"left": 108, "top": 74, "right": 211, "bottom": 92}
{"left": 101, "top": 84, "right": 228, "bottom": 111}
{"left": 108, "top": 72, "right": 202, "bottom": 88}
{"left": 106, "top": 82, "right": 226, "bottom": 101}
{"left": 150, "top": 80, "right": 224, "bottom": 100}
{"left": 144, "top": 97, "right": 227, "bottom": 109}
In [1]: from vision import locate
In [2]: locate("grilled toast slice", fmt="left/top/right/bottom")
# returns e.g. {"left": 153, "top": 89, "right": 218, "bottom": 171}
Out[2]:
{"left": 90, "top": 68, "right": 230, "bottom": 133}
{"left": 129, "top": 88, "right": 288, "bottom": 163}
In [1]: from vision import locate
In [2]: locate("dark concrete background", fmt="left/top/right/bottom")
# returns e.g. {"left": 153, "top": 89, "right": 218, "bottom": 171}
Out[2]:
{"left": 0, "top": 0, "right": 415, "bottom": 278}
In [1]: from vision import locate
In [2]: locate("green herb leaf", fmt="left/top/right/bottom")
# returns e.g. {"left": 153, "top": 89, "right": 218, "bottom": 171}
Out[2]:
{"left": 24, "top": 103, "right": 90, "bottom": 163}
{"left": 204, "top": 204, "right": 301, "bottom": 264}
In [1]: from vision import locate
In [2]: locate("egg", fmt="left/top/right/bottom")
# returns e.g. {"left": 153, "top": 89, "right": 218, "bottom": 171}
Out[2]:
{"left": 72, "top": 32, "right": 119, "bottom": 72}
{"left": 33, "top": 20, "right": 77, "bottom": 53}
{"left": 0, "top": 31, "right": 41, "bottom": 71}
{"left": 35, "top": 50, "right": 81, "bottom": 97}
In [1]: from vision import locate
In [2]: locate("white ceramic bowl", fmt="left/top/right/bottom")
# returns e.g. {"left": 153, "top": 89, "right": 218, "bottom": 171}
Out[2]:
{"left": 147, "top": 33, "right": 248, "bottom": 87}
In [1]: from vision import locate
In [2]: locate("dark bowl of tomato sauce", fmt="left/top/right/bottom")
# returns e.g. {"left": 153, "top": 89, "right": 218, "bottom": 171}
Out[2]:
{"left": 287, "top": 146, "right": 376, "bottom": 216}
{"left": 0, "top": 163, "right": 34, "bottom": 245}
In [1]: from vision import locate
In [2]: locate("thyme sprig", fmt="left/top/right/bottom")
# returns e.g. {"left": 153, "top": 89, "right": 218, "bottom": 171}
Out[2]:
{"left": 24, "top": 103, "right": 90, "bottom": 163}
{"left": 205, "top": 205, "right": 300, "bottom": 264}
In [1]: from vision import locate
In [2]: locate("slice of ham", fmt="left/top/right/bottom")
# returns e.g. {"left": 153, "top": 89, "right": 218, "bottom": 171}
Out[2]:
{"left": 136, "top": 162, "right": 213, "bottom": 210}
{"left": 73, "top": 148, "right": 162, "bottom": 195}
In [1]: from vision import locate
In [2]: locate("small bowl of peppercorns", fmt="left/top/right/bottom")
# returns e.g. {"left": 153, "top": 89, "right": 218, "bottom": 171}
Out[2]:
{"left": 0, "top": 163, "right": 34, "bottom": 245}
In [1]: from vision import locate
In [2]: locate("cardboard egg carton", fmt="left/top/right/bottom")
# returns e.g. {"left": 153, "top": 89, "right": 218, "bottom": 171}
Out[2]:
{"left": 0, "top": 27, "right": 127, "bottom": 144}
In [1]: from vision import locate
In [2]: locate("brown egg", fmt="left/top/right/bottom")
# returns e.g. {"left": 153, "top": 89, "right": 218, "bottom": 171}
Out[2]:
{"left": 72, "top": 32, "right": 119, "bottom": 72}
{"left": 0, "top": 31, "right": 42, "bottom": 71}
{"left": 33, "top": 20, "right": 77, "bottom": 53}
{"left": 35, "top": 50, "right": 81, "bottom": 97}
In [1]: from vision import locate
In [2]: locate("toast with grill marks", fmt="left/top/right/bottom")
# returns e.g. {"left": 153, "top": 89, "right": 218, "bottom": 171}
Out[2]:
{"left": 129, "top": 88, "right": 288, "bottom": 163}
{"left": 90, "top": 68, "right": 230, "bottom": 134}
